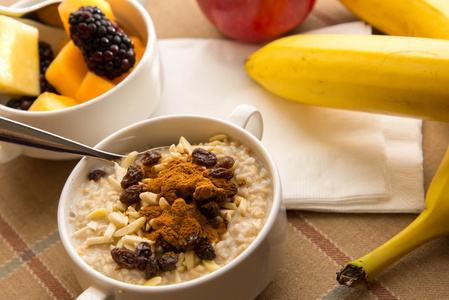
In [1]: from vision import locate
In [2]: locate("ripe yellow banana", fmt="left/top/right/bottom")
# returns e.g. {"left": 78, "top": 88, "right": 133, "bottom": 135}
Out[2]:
{"left": 244, "top": 34, "right": 449, "bottom": 122}
{"left": 339, "top": 0, "right": 449, "bottom": 39}
{"left": 336, "top": 143, "right": 449, "bottom": 286}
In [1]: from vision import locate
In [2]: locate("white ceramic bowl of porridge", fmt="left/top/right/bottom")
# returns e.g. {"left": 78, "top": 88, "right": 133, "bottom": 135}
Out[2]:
{"left": 58, "top": 104, "right": 287, "bottom": 300}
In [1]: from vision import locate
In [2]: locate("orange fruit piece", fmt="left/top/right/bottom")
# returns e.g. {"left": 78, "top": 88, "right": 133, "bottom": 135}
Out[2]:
{"left": 45, "top": 41, "right": 88, "bottom": 98}
{"left": 75, "top": 71, "right": 116, "bottom": 103}
{"left": 29, "top": 92, "right": 80, "bottom": 111}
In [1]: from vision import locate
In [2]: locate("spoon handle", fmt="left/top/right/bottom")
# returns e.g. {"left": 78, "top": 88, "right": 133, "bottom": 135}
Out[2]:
{"left": 0, "top": 0, "right": 61, "bottom": 18}
{"left": 0, "top": 116, "right": 122, "bottom": 161}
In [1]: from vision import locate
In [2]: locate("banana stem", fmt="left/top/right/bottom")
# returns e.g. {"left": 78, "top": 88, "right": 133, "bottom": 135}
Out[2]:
{"left": 337, "top": 208, "right": 446, "bottom": 287}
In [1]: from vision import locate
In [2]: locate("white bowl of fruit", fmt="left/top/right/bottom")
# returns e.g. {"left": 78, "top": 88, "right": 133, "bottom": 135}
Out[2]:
{"left": 0, "top": 0, "right": 162, "bottom": 161}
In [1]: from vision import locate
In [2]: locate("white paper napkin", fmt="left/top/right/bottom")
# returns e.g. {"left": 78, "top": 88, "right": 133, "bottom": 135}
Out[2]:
{"left": 152, "top": 21, "right": 424, "bottom": 213}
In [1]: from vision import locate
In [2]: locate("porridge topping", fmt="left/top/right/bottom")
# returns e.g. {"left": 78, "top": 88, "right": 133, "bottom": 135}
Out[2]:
{"left": 109, "top": 149, "right": 236, "bottom": 279}
{"left": 88, "top": 169, "right": 106, "bottom": 181}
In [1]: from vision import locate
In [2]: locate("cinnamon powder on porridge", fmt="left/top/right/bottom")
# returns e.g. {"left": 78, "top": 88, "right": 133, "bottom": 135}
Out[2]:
{"left": 139, "top": 160, "right": 232, "bottom": 251}
{"left": 140, "top": 199, "right": 226, "bottom": 251}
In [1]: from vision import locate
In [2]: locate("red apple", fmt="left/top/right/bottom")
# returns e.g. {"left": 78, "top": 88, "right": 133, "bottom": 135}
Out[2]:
{"left": 196, "top": 0, "right": 317, "bottom": 43}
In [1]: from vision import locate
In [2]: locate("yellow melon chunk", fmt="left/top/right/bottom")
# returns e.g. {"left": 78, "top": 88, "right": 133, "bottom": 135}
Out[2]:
{"left": 75, "top": 71, "right": 116, "bottom": 103}
{"left": 45, "top": 41, "right": 88, "bottom": 98}
{"left": 58, "top": 0, "right": 116, "bottom": 36}
{"left": 111, "top": 36, "right": 146, "bottom": 85}
{"left": 0, "top": 16, "right": 40, "bottom": 96}
{"left": 29, "top": 92, "right": 79, "bottom": 111}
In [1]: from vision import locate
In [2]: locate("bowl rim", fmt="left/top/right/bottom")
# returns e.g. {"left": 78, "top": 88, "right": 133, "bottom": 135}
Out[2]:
{"left": 0, "top": 0, "right": 156, "bottom": 116}
{"left": 57, "top": 113, "right": 283, "bottom": 292}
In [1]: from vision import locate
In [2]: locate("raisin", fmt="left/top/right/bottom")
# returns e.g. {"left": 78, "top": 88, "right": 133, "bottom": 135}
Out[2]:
{"left": 121, "top": 163, "right": 143, "bottom": 189}
{"left": 134, "top": 242, "right": 152, "bottom": 271}
{"left": 134, "top": 256, "right": 147, "bottom": 271}
{"left": 198, "top": 202, "right": 219, "bottom": 219}
{"left": 180, "top": 232, "right": 201, "bottom": 252}
{"left": 111, "top": 248, "right": 137, "bottom": 269}
{"left": 145, "top": 254, "right": 159, "bottom": 280}
{"left": 224, "top": 183, "right": 238, "bottom": 197}
{"left": 135, "top": 242, "right": 152, "bottom": 258}
{"left": 207, "top": 217, "right": 219, "bottom": 229}
{"left": 141, "top": 151, "right": 162, "bottom": 166}
{"left": 213, "top": 190, "right": 227, "bottom": 203}
{"left": 191, "top": 148, "right": 217, "bottom": 167}
{"left": 88, "top": 169, "right": 106, "bottom": 181}
{"left": 195, "top": 240, "right": 216, "bottom": 260}
{"left": 157, "top": 253, "right": 178, "bottom": 271}
{"left": 181, "top": 232, "right": 216, "bottom": 260}
{"left": 208, "top": 167, "right": 234, "bottom": 180}
{"left": 211, "top": 178, "right": 238, "bottom": 197}
{"left": 120, "top": 184, "right": 146, "bottom": 206}
{"left": 216, "top": 156, "right": 235, "bottom": 169}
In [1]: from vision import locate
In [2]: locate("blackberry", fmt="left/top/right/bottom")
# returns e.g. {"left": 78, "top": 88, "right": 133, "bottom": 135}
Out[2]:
{"left": 6, "top": 96, "right": 36, "bottom": 110}
{"left": 68, "top": 6, "right": 136, "bottom": 79}
{"left": 38, "top": 41, "right": 57, "bottom": 93}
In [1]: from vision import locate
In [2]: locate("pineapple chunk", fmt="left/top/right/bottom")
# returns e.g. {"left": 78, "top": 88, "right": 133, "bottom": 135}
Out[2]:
{"left": 28, "top": 92, "right": 79, "bottom": 111}
{"left": 0, "top": 16, "right": 40, "bottom": 96}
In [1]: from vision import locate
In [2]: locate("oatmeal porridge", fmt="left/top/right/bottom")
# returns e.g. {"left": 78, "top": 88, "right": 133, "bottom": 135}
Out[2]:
{"left": 69, "top": 135, "right": 272, "bottom": 286}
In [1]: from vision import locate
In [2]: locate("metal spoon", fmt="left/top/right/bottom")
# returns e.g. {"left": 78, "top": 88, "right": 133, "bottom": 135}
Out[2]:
{"left": 0, "top": 116, "right": 147, "bottom": 161}
{"left": 0, "top": 0, "right": 61, "bottom": 26}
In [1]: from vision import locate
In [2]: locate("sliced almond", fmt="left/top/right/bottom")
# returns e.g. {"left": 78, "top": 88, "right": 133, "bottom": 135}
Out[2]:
{"left": 140, "top": 192, "right": 158, "bottom": 206}
{"left": 121, "top": 235, "right": 154, "bottom": 246}
{"left": 121, "top": 151, "right": 138, "bottom": 169}
{"left": 113, "top": 217, "right": 146, "bottom": 237}
{"left": 108, "top": 212, "right": 128, "bottom": 228}
{"left": 202, "top": 260, "right": 221, "bottom": 272}
{"left": 185, "top": 250, "right": 196, "bottom": 271}
{"left": 220, "top": 202, "right": 237, "bottom": 210}
{"left": 159, "top": 197, "right": 169, "bottom": 207}
{"left": 103, "top": 222, "right": 117, "bottom": 240}
{"left": 86, "top": 221, "right": 98, "bottom": 231}
{"left": 85, "top": 236, "right": 113, "bottom": 246}
{"left": 144, "top": 276, "right": 162, "bottom": 286}
{"left": 237, "top": 197, "right": 248, "bottom": 217}
{"left": 87, "top": 208, "right": 107, "bottom": 219}
{"left": 108, "top": 176, "right": 123, "bottom": 192}
{"left": 73, "top": 226, "right": 89, "bottom": 238}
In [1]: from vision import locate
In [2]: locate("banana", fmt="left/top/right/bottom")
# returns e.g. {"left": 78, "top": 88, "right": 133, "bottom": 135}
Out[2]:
{"left": 336, "top": 142, "right": 449, "bottom": 287}
{"left": 339, "top": 0, "right": 449, "bottom": 39}
{"left": 244, "top": 34, "right": 449, "bottom": 122}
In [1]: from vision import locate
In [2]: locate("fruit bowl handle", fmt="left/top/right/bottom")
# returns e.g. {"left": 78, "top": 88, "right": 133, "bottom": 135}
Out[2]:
{"left": 77, "top": 285, "right": 109, "bottom": 300}
{"left": 227, "top": 104, "right": 263, "bottom": 141}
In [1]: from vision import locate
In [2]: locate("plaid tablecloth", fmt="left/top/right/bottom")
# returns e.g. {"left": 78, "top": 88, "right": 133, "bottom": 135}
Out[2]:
{"left": 2, "top": 0, "right": 449, "bottom": 299}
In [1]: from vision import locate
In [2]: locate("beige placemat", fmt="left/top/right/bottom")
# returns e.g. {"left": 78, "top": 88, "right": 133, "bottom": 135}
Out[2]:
{"left": 1, "top": 0, "right": 448, "bottom": 300}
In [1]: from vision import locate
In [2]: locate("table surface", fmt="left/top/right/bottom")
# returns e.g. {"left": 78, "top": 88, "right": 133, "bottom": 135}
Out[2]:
{"left": 2, "top": 0, "right": 449, "bottom": 299}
